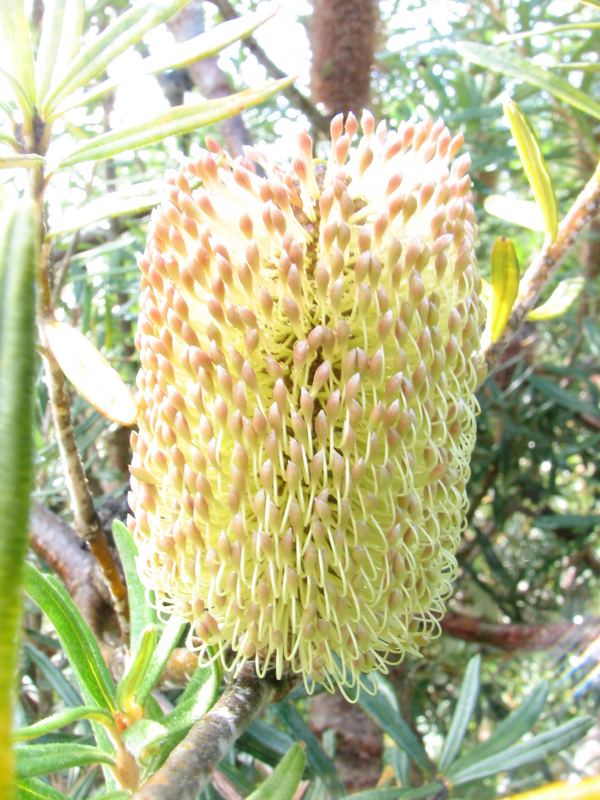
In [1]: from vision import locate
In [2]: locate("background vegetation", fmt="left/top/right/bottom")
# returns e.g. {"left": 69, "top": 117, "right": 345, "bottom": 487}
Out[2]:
{"left": 2, "top": 0, "right": 599, "bottom": 798}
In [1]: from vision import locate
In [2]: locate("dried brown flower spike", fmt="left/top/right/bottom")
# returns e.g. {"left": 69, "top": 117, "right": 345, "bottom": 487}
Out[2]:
{"left": 129, "top": 111, "right": 485, "bottom": 695}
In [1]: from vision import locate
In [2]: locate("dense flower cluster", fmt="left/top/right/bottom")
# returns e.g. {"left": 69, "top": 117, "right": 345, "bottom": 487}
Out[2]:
{"left": 129, "top": 111, "right": 485, "bottom": 693}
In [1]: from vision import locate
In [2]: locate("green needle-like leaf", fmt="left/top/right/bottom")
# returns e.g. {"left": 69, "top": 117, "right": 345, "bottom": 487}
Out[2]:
{"left": 456, "top": 42, "right": 600, "bottom": 120}
{"left": 438, "top": 655, "right": 481, "bottom": 771}
{"left": 448, "top": 682, "right": 549, "bottom": 775}
{"left": 449, "top": 716, "right": 594, "bottom": 785}
{"left": 15, "top": 743, "right": 115, "bottom": 779}
{"left": 504, "top": 96, "right": 558, "bottom": 240}
{"left": 112, "top": 520, "right": 158, "bottom": 653}
{"left": 55, "top": 78, "right": 293, "bottom": 168}
{"left": 14, "top": 706, "right": 116, "bottom": 741}
{"left": 23, "top": 563, "right": 117, "bottom": 712}
{"left": 35, "top": 0, "right": 84, "bottom": 105}
{"left": 0, "top": 204, "right": 38, "bottom": 800}
{"left": 247, "top": 744, "right": 306, "bottom": 800}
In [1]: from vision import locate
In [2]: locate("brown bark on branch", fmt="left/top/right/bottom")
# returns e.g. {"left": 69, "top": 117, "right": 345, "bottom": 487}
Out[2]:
{"left": 486, "top": 161, "right": 600, "bottom": 369}
{"left": 442, "top": 612, "right": 600, "bottom": 652}
{"left": 134, "top": 664, "right": 282, "bottom": 800}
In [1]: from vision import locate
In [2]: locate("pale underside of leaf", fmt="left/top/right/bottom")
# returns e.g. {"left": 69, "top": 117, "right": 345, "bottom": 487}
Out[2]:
{"left": 484, "top": 194, "right": 545, "bottom": 232}
{"left": 44, "top": 320, "right": 136, "bottom": 426}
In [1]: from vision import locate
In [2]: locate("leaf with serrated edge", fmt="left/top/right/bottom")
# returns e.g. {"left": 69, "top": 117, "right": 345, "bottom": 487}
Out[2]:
{"left": 527, "top": 277, "right": 585, "bottom": 321}
{"left": 44, "top": 320, "right": 136, "bottom": 426}
{"left": 439, "top": 655, "right": 481, "bottom": 771}
{"left": 57, "top": 5, "right": 278, "bottom": 115}
{"left": 488, "top": 237, "right": 520, "bottom": 344}
{"left": 504, "top": 96, "right": 558, "bottom": 240}
{"left": 55, "top": 78, "right": 293, "bottom": 168}
{"left": 456, "top": 42, "right": 600, "bottom": 120}
{"left": 247, "top": 744, "right": 306, "bottom": 800}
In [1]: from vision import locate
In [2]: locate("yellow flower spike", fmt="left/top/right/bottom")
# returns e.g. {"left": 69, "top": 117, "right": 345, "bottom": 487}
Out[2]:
{"left": 503, "top": 775, "right": 600, "bottom": 800}
{"left": 129, "top": 112, "right": 486, "bottom": 694}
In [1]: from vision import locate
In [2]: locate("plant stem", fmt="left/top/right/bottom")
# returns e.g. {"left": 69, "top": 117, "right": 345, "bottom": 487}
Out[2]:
{"left": 486, "top": 160, "right": 600, "bottom": 368}
{"left": 32, "top": 162, "right": 129, "bottom": 635}
{"left": 134, "top": 665, "right": 281, "bottom": 800}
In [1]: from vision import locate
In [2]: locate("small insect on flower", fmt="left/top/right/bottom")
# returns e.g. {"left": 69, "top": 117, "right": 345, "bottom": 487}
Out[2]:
{"left": 129, "top": 110, "right": 486, "bottom": 696}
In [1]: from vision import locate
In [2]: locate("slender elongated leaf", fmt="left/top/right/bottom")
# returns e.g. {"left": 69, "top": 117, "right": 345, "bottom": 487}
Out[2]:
{"left": 528, "top": 374, "right": 599, "bottom": 418}
{"left": 358, "top": 674, "right": 431, "bottom": 773}
{"left": 35, "top": 0, "right": 68, "bottom": 102}
{"left": 58, "top": 5, "right": 277, "bottom": 115}
{"left": 449, "top": 682, "right": 549, "bottom": 775}
{"left": 0, "top": 155, "right": 45, "bottom": 169}
{"left": 439, "top": 655, "right": 481, "bottom": 771}
{"left": 23, "top": 643, "right": 83, "bottom": 708}
{"left": 23, "top": 563, "right": 117, "bottom": 711}
{"left": 527, "top": 277, "right": 585, "bottom": 320}
{"left": 41, "top": 0, "right": 85, "bottom": 106}
{"left": 17, "top": 778, "right": 69, "bottom": 800}
{"left": 497, "top": 22, "right": 600, "bottom": 43}
{"left": 16, "top": 743, "right": 115, "bottom": 778}
{"left": 0, "top": 204, "right": 38, "bottom": 800}
{"left": 456, "top": 42, "right": 600, "bottom": 120}
{"left": 0, "top": 1, "right": 36, "bottom": 117}
{"left": 237, "top": 720, "right": 296, "bottom": 770}
{"left": 247, "top": 744, "right": 306, "bottom": 800}
{"left": 341, "top": 784, "right": 445, "bottom": 800}
{"left": 449, "top": 716, "right": 594, "bottom": 785}
{"left": 112, "top": 520, "right": 157, "bottom": 653}
{"left": 117, "top": 625, "right": 158, "bottom": 718}
{"left": 56, "top": 78, "right": 292, "bottom": 168}
{"left": 503, "top": 97, "right": 558, "bottom": 239}
{"left": 43, "top": 0, "right": 188, "bottom": 115}
{"left": 44, "top": 320, "right": 136, "bottom": 426}
{"left": 14, "top": 706, "right": 116, "bottom": 741}
{"left": 274, "top": 702, "right": 345, "bottom": 798}
{"left": 489, "top": 236, "right": 520, "bottom": 343}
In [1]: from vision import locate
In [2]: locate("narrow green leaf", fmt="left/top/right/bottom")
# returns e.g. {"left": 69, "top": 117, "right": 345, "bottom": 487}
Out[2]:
{"left": 43, "top": 0, "right": 188, "bottom": 115}
{"left": 0, "top": 203, "right": 38, "bottom": 800}
{"left": 156, "top": 658, "right": 221, "bottom": 743}
{"left": 0, "top": 1, "right": 36, "bottom": 117}
{"left": 450, "top": 716, "right": 594, "bottom": 786}
{"left": 489, "top": 236, "right": 520, "bottom": 343}
{"left": 496, "top": 22, "right": 600, "bottom": 43}
{"left": 528, "top": 374, "right": 599, "bottom": 418}
{"left": 58, "top": 5, "right": 277, "bottom": 115}
{"left": 0, "top": 155, "right": 46, "bottom": 170}
{"left": 247, "top": 744, "right": 306, "bottom": 800}
{"left": 456, "top": 42, "right": 600, "bottom": 120}
{"left": 23, "top": 563, "right": 117, "bottom": 711}
{"left": 17, "top": 778, "right": 69, "bottom": 800}
{"left": 56, "top": 78, "right": 293, "bottom": 168}
{"left": 439, "top": 655, "right": 481, "bottom": 771}
{"left": 503, "top": 96, "right": 558, "bottom": 239}
{"left": 14, "top": 706, "right": 116, "bottom": 741}
{"left": 536, "top": 514, "right": 600, "bottom": 532}
{"left": 358, "top": 674, "right": 431, "bottom": 773}
{"left": 237, "top": 720, "right": 296, "bottom": 770}
{"left": 527, "top": 277, "right": 585, "bottom": 320}
{"left": 341, "top": 784, "right": 445, "bottom": 800}
{"left": 23, "top": 643, "right": 83, "bottom": 708}
{"left": 275, "top": 702, "right": 345, "bottom": 798}
{"left": 49, "top": 184, "right": 163, "bottom": 237}
{"left": 16, "top": 743, "right": 115, "bottom": 779}
{"left": 35, "top": 0, "right": 84, "bottom": 104}
{"left": 132, "top": 616, "right": 186, "bottom": 712}
{"left": 448, "top": 682, "right": 549, "bottom": 776}
{"left": 112, "top": 520, "right": 157, "bottom": 653}
{"left": 117, "top": 625, "right": 158, "bottom": 717}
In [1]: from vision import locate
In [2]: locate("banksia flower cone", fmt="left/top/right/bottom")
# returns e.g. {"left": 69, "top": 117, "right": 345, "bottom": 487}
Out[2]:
{"left": 130, "top": 111, "right": 485, "bottom": 694}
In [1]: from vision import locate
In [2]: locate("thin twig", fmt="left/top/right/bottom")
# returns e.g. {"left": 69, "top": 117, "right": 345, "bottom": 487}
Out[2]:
{"left": 208, "top": 0, "right": 330, "bottom": 136}
{"left": 486, "top": 161, "right": 600, "bottom": 369}
{"left": 134, "top": 664, "right": 282, "bottom": 800}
